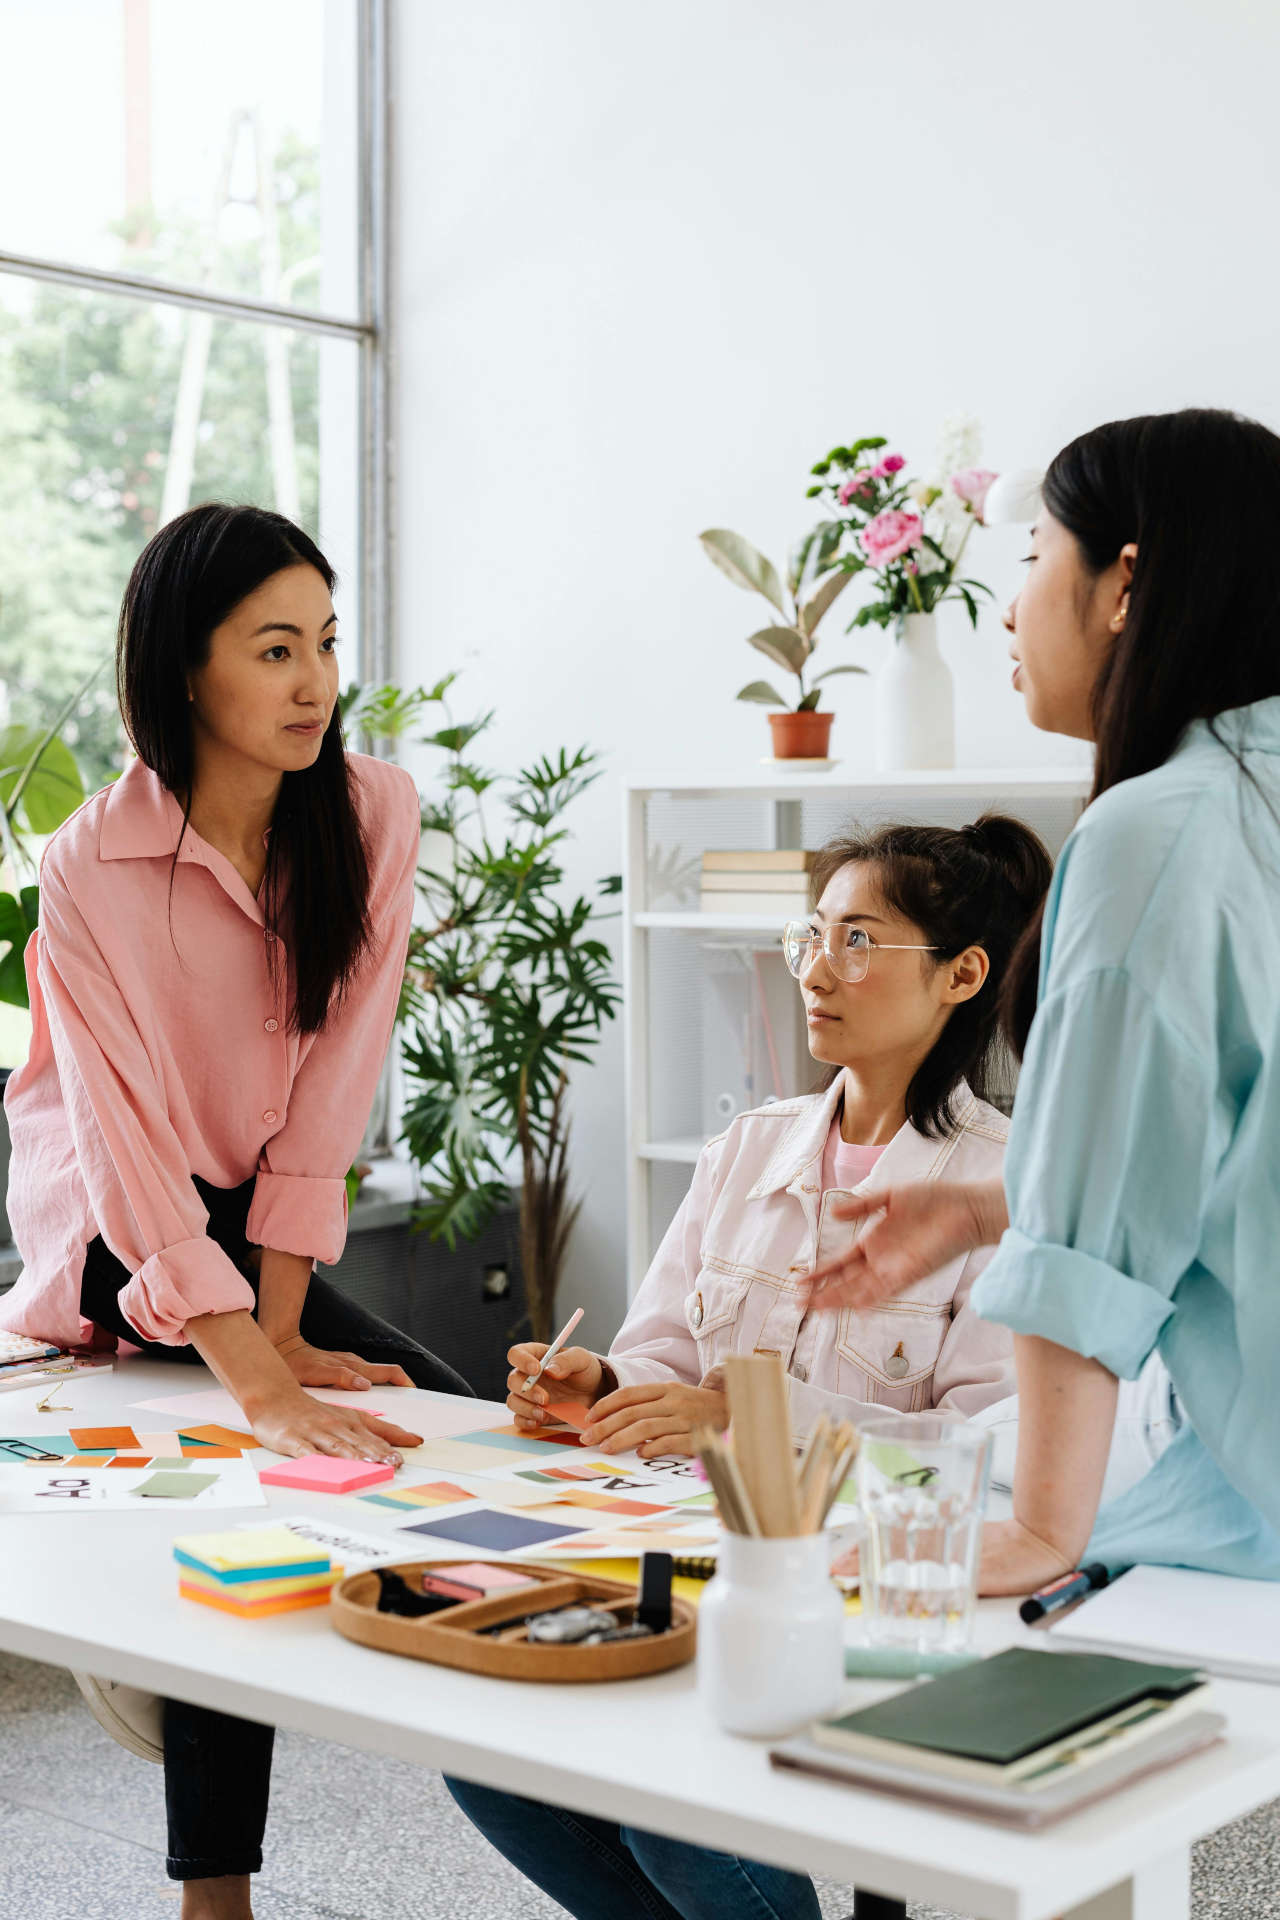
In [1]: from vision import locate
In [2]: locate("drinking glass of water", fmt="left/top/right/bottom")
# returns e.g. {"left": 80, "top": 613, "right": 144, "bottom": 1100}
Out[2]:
{"left": 856, "top": 1414, "right": 993, "bottom": 1652}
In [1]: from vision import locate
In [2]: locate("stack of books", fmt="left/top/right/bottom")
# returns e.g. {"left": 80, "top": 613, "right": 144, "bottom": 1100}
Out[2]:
{"left": 174, "top": 1526, "right": 344, "bottom": 1619}
{"left": 699, "top": 850, "right": 815, "bottom": 918}
{"left": 771, "top": 1646, "right": 1224, "bottom": 1826}
{"left": 0, "top": 1332, "right": 63, "bottom": 1384}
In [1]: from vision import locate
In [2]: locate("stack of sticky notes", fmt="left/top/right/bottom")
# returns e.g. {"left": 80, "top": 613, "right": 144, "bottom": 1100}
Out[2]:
{"left": 174, "top": 1526, "right": 343, "bottom": 1618}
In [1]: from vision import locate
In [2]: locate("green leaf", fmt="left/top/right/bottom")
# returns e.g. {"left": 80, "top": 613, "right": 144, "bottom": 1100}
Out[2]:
{"left": 811, "top": 663, "right": 870, "bottom": 683}
{"left": 798, "top": 568, "right": 852, "bottom": 637}
{"left": 735, "top": 679, "right": 787, "bottom": 707}
{"left": 420, "top": 715, "right": 494, "bottom": 755}
{"left": 746, "top": 626, "right": 809, "bottom": 674}
{"left": 0, "top": 726, "right": 85, "bottom": 836}
{"left": 698, "top": 529, "right": 787, "bottom": 616}
{"left": 0, "top": 885, "right": 38, "bottom": 1009}
{"left": 796, "top": 689, "right": 823, "bottom": 712}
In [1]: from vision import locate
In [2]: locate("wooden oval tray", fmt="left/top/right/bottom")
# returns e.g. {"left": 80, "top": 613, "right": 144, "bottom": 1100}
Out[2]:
{"left": 331, "top": 1560, "right": 697, "bottom": 1682}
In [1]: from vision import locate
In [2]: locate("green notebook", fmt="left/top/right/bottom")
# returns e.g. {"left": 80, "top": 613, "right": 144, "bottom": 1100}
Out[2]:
{"left": 815, "top": 1647, "right": 1206, "bottom": 1770}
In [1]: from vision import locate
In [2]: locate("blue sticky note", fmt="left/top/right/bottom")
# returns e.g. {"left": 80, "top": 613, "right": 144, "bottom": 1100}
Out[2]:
{"left": 402, "top": 1508, "right": 587, "bottom": 1552}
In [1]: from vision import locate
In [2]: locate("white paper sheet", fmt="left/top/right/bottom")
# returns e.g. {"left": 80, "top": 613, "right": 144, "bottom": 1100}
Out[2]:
{"left": 1048, "top": 1563, "right": 1280, "bottom": 1682}
{"left": 0, "top": 1458, "right": 267, "bottom": 1513}
{"left": 128, "top": 1384, "right": 502, "bottom": 1439}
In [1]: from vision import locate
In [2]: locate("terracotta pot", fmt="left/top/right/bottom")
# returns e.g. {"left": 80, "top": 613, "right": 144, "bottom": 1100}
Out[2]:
{"left": 768, "top": 709, "right": 834, "bottom": 760}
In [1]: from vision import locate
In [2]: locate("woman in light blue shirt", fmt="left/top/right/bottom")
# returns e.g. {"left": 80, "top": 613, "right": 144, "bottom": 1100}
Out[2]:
{"left": 811, "top": 406, "right": 1280, "bottom": 1589}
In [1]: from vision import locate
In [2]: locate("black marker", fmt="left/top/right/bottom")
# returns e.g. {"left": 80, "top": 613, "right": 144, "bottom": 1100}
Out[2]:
{"left": 1019, "top": 1562, "right": 1110, "bottom": 1624}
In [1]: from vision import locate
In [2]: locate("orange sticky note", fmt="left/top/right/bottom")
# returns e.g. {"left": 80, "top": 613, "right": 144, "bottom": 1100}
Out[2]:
{"left": 542, "top": 1401, "right": 589, "bottom": 1430}
{"left": 70, "top": 1426, "right": 139, "bottom": 1450}
{"left": 178, "top": 1445, "right": 240, "bottom": 1460}
{"left": 178, "top": 1424, "right": 257, "bottom": 1450}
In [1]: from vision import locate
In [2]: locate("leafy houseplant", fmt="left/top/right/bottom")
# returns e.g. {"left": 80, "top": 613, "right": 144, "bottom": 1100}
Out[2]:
{"left": 0, "top": 675, "right": 99, "bottom": 1007}
{"left": 347, "top": 677, "right": 620, "bottom": 1345}
{"left": 698, "top": 527, "right": 867, "bottom": 759}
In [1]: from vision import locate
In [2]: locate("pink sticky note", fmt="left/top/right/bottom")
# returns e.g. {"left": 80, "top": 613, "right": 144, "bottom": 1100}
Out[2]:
{"left": 439, "top": 1562, "right": 539, "bottom": 1592}
{"left": 258, "top": 1455, "right": 396, "bottom": 1494}
{"left": 542, "top": 1401, "right": 589, "bottom": 1430}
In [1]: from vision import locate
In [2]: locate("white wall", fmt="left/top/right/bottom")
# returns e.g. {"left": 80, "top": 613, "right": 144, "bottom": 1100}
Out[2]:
{"left": 390, "top": 0, "right": 1280, "bottom": 1335}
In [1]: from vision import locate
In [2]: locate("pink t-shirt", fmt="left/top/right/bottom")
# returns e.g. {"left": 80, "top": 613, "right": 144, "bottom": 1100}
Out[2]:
{"left": 821, "top": 1120, "right": 887, "bottom": 1192}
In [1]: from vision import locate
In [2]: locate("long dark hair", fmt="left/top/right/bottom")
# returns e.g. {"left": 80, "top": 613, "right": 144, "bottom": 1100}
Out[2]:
{"left": 117, "top": 503, "right": 373, "bottom": 1034}
{"left": 1002, "top": 408, "right": 1280, "bottom": 1054}
{"left": 808, "top": 815, "right": 1052, "bottom": 1138}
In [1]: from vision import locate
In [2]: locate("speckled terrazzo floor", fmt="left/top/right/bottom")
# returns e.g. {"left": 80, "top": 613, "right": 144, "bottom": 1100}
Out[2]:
{"left": 0, "top": 1652, "right": 1276, "bottom": 1919}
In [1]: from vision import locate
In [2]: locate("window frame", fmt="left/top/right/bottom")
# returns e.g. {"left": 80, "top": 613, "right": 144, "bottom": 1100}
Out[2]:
{"left": 0, "top": 0, "right": 393, "bottom": 691}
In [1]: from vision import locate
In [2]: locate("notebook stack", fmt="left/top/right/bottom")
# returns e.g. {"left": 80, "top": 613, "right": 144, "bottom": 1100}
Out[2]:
{"left": 0, "top": 1332, "right": 63, "bottom": 1383}
{"left": 174, "top": 1526, "right": 344, "bottom": 1619}
{"left": 700, "top": 850, "right": 815, "bottom": 918}
{"left": 771, "top": 1647, "right": 1225, "bottom": 1827}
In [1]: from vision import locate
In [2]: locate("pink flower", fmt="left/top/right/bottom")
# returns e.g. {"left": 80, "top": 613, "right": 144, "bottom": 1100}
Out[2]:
{"left": 837, "top": 468, "right": 876, "bottom": 505}
{"left": 873, "top": 453, "right": 906, "bottom": 477}
{"left": 950, "top": 467, "right": 998, "bottom": 522}
{"left": 858, "top": 508, "right": 923, "bottom": 568}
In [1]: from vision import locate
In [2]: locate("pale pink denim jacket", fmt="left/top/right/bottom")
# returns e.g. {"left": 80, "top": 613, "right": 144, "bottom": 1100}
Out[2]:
{"left": 0, "top": 753, "right": 419, "bottom": 1351}
{"left": 608, "top": 1077, "right": 1014, "bottom": 1433}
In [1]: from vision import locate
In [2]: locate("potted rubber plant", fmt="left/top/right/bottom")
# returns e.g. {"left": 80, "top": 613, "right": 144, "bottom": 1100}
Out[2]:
{"left": 699, "top": 527, "right": 867, "bottom": 759}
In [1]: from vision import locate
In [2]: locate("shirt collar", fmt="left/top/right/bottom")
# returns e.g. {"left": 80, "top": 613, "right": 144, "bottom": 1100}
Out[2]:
{"left": 1185, "top": 695, "right": 1280, "bottom": 758}
{"left": 746, "top": 1078, "right": 977, "bottom": 1200}
{"left": 98, "top": 760, "right": 189, "bottom": 861}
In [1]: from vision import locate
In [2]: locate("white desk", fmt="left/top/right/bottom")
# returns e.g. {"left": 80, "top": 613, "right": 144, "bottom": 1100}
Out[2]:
{"left": 2, "top": 1359, "right": 1278, "bottom": 1920}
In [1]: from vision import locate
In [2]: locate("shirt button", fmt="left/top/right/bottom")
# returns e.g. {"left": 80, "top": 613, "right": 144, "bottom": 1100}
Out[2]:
{"left": 264, "top": 1019, "right": 278, "bottom": 1033}
{"left": 263, "top": 1109, "right": 278, "bottom": 1125}
{"left": 690, "top": 1292, "right": 704, "bottom": 1331}
{"left": 885, "top": 1346, "right": 910, "bottom": 1381}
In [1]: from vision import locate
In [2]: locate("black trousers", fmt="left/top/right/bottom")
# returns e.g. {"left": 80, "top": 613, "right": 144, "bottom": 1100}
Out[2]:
{"left": 80, "top": 1177, "right": 476, "bottom": 1880}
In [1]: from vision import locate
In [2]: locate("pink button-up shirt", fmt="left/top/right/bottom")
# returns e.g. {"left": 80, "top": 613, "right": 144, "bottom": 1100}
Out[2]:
{"left": 0, "top": 752, "right": 419, "bottom": 1351}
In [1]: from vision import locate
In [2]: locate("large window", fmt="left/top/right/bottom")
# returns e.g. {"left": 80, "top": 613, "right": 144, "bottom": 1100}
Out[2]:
{"left": 0, "top": 0, "right": 386, "bottom": 794}
{"left": 0, "top": 0, "right": 387, "bottom": 1069}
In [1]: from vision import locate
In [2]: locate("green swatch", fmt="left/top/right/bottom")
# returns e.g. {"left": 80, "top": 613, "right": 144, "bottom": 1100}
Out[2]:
{"left": 134, "top": 1472, "right": 218, "bottom": 1499}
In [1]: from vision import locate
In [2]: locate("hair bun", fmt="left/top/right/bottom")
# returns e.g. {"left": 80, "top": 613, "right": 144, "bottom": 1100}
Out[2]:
{"left": 963, "top": 813, "right": 1053, "bottom": 916}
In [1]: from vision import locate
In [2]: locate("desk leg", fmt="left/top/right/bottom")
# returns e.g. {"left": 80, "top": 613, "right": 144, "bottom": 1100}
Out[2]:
{"left": 1060, "top": 1847, "right": 1190, "bottom": 1920}
{"left": 851, "top": 1896, "right": 907, "bottom": 1920}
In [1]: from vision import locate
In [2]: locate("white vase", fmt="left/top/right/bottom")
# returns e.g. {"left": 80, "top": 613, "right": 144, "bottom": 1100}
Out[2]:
{"left": 875, "top": 611, "right": 955, "bottom": 771}
{"left": 697, "top": 1531, "right": 845, "bottom": 1737}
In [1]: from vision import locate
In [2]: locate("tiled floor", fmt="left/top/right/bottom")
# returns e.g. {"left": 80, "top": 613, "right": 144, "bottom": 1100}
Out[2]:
{"left": 1, "top": 1651, "right": 1276, "bottom": 1919}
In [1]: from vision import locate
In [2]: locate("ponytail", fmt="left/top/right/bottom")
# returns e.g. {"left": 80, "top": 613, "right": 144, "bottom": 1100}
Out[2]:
{"left": 809, "top": 814, "right": 1052, "bottom": 1137}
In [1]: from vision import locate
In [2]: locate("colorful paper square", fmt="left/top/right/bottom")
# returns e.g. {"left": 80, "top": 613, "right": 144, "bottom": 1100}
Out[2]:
{"left": 401, "top": 1508, "right": 588, "bottom": 1552}
{"left": 70, "top": 1426, "right": 139, "bottom": 1450}
{"left": 259, "top": 1455, "right": 395, "bottom": 1494}
{"left": 135, "top": 1471, "right": 218, "bottom": 1499}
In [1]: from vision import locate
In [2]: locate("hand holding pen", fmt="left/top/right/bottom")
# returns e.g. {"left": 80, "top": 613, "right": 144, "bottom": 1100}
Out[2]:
{"left": 505, "top": 1308, "right": 602, "bottom": 1428}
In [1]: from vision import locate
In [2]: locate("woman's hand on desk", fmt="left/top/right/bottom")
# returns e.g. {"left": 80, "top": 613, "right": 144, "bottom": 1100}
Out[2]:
{"left": 977, "top": 1517, "right": 1075, "bottom": 1596}
{"left": 507, "top": 1343, "right": 604, "bottom": 1429}
{"left": 248, "top": 1391, "right": 422, "bottom": 1465}
{"left": 580, "top": 1381, "right": 729, "bottom": 1457}
{"left": 802, "top": 1178, "right": 1009, "bottom": 1312}
{"left": 275, "top": 1336, "right": 413, "bottom": 1393}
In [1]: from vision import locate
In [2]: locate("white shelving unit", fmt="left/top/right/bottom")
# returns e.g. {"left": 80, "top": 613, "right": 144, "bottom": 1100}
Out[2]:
{"left": 622, "top": 766, "right": 1092, "bottom": 1295}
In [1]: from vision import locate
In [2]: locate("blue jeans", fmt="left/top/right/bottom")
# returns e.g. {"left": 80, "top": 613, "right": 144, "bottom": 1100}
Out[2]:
{"left": 444, "top": 1776, "right": 822, "bottom": 1920}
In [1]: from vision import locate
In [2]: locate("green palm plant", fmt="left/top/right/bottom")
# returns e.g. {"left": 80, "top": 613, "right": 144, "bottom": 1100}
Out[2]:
{"left": 345, "top": 675, "right": 620, "bottom": 1342}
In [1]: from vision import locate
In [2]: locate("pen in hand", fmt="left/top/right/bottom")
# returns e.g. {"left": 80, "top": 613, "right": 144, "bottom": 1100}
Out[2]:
{"left": 522, "top": 1308, "right": 585, "bottom": 1394}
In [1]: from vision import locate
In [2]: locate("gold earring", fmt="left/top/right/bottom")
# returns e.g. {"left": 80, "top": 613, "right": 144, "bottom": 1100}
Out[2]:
{"left": 1110, "top": 612, "right": 1126, "bottom": 632}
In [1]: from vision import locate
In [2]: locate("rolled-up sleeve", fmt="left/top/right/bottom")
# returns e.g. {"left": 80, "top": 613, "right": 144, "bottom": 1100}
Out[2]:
{"left": 37, "top": 867, "right": 255, "bottom": 1345}
{"left": 246, "top": 765, "right": 420, "bottom": 1266}
{"left": 971, "top": 966, "right": 1219, "bottom": 1379}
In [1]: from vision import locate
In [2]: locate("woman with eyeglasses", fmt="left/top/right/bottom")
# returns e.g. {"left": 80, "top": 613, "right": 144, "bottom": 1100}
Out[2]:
{"left": 807, "top": 408, "right": 1280, "bottom": 1597}
{"left": 441, "top": 812, "right": 1050, "bottom": 1920}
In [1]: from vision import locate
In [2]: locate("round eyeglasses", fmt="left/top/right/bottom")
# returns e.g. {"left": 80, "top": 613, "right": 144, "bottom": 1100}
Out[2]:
{"left": 782, "top": 920, "right": 940, "bottom": 984}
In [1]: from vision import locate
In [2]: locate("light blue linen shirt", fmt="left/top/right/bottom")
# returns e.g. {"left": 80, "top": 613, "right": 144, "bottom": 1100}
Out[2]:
{"left": 972, "top": 697, "right": 1280, "bottom": 1577}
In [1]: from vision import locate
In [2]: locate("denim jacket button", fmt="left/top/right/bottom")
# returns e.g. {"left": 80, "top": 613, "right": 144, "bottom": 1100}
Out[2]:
{"left": 690, "top": 1292, "right": 704, "bottom": 1331}
{"left": 885, "top": 1347, "right": 910, "bottom": 1380}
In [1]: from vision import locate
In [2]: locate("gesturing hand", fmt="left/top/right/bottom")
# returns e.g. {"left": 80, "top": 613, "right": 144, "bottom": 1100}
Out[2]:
{"left": 802, "top": 1180, "right": 1005, "bottom": 1313}
{"left": 580, "top": 1381, "right": 729, "bottom": 1458}
{"left": 276, "top": 1337, "right": 413, "bottom": 1393}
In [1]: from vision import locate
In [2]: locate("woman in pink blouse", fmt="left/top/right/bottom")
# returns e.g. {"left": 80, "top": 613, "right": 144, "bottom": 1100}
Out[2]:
{"left": 0, "top": 503, "right": 471, "bottom": 1920}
